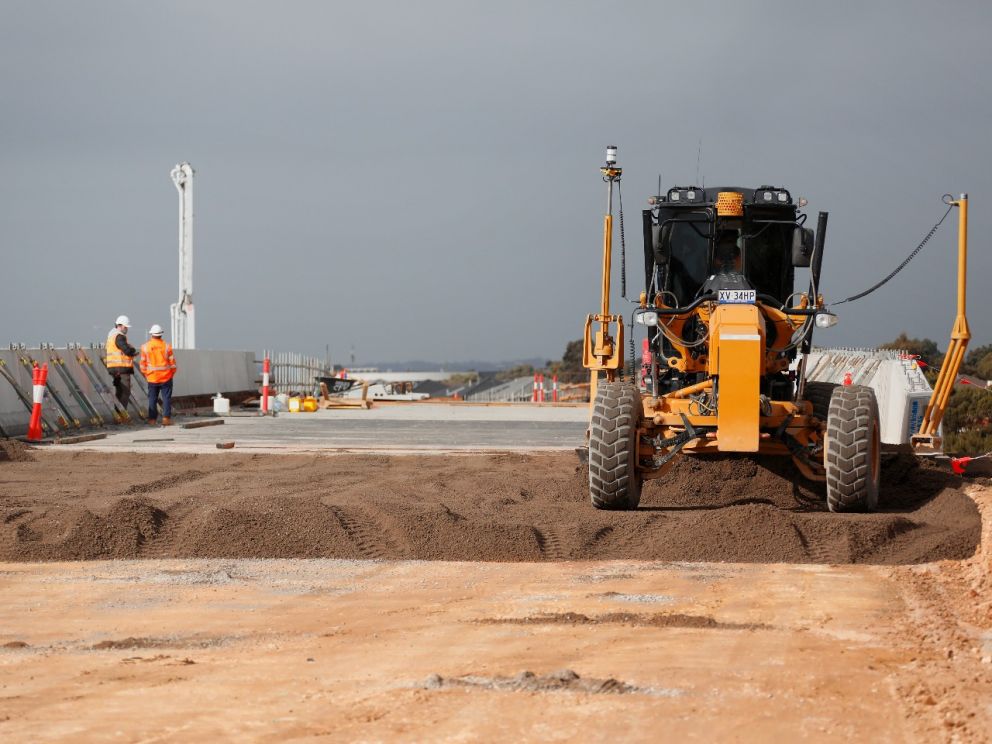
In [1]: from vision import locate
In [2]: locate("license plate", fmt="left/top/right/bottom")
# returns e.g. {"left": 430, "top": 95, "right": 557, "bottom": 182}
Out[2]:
{"left": 718, "top": 289, "right": 756, "bottom": 304}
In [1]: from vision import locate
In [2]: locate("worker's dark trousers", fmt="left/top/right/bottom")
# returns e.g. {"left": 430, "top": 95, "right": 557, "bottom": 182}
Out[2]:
{"left": 111, "top": 372, "right": 131, "bottom": 409}
{"left": 147, "top": 379, "right": 173, "bottom": 421}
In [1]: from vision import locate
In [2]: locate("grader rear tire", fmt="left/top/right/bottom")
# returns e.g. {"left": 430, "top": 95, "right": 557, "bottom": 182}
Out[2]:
{"left": 589, "top": 381, "right": 642, "bottom": 510}
{"left": 824, "top": 384, "right": 881, "bottom": 513}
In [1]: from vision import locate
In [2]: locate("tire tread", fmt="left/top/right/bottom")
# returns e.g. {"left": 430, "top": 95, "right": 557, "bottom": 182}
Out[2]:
{"left": 824, "top": 384, "right": 880, "bottom": 512}
{"left": 589, "top": 381, "right": 642, "bottom": 510}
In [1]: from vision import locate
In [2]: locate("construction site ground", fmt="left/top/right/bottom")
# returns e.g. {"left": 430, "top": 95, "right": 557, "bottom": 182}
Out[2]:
{"left": 65, "top": 403, "right": 590, "bottom": 454}
{"left": 1, "top": 407, "right": 991, "bottom": 742}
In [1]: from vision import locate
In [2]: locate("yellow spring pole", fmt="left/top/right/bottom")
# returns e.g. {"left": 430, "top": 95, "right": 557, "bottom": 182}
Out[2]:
{"left": 586, "top": 147, "right": 625, "bottom": 409}
{"left": 590, "top": 211, "right": 613, "bottom": 407}
{"left": 601, "top": 213, "right": 613, "bottom": 320}
{"left": 918, "top": 195, "right": 970, "bottom": 439}
{"left": 591, "top": 152, "right": 621, "bottom": 402}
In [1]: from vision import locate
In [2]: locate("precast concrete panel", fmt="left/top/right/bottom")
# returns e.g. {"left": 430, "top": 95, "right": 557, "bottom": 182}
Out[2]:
{"left": 0, "top": 348, "right": 256, "bottom": 437}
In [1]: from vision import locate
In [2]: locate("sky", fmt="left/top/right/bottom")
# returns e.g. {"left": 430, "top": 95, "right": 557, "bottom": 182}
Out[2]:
{"left": 2, "top": 1, "right": 991, "bottom": 366}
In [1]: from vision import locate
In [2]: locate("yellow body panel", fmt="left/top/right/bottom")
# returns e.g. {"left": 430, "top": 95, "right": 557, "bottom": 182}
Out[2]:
{"left": 710, "top": 304, "right": 764, "bottom": 452}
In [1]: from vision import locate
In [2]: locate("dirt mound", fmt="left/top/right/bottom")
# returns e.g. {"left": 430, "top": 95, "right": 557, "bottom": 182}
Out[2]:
{"left": 478, "top": 611, "right": 764, "bottom": 630}
{"left": 0, "top": 439, "right": 34, "bottom": 463}
{"left": 0, "top": 451, "right": 981, "bottom": 563}
{"left": 422, "top": 669, "right": 673, "bottom": 696}
{"left": 90, "top": 636, "right": 223, "bottom": 650}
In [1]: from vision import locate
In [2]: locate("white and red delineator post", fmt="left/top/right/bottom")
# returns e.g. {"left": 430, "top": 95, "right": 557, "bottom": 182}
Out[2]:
{"left": 261, "top": 356, "right": 271, "bottom": 414}
{"left": 27, "top": 363, "right": 48, "bottom": 441}
{"left": 532, "top": 373, "right": 539, "bottom": 403}
{"left": 552, "top": 375, "right": 559, "bottom": 403}
{"left": 538, "top": 373, "right": 545, "bottom": 403}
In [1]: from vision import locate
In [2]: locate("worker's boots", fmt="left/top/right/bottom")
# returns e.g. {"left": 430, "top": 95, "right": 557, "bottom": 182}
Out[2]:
{"left": 162, "top": 417, "right": 173, "bottom": 426}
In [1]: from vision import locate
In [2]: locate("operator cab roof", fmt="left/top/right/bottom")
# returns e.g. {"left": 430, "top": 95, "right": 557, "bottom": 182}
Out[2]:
{"left": 653, "top": 186, "right": 795, "bottom": 207}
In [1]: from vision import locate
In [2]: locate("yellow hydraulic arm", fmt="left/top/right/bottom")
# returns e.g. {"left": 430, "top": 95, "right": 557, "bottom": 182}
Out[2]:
{"left": 913, "top": 194, "right": 970, "bottom": 451}
{"left": 582, "top": 146, "right": 625, "bottom": 405}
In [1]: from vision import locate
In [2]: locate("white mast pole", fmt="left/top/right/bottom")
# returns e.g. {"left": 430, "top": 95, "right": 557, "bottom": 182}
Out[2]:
{"left": 170, "top": 162, "right": 195, "bottom": 349}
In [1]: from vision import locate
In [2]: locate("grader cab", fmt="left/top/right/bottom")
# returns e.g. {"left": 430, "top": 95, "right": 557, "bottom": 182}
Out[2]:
{"left": 583, "top": 146, "right": 970, "bottom": 513}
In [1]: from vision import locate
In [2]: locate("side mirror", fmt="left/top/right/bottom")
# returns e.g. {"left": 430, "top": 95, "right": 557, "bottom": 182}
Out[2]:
{"left": 792, "top": 227, "right": 814, "bottom": 267}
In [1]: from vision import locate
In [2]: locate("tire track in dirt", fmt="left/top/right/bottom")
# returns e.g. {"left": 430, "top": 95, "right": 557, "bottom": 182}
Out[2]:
{"left": 532, "top": 526, "right": 565, "bottom": 560}
{"left": 584, "top": 514, "right": 666, "bottom": 559}
{"left": 328, "top": 506, "right": 405, "bottom": 560}
{"left": 140, "top": 498, "right": 203, "bottom": 559}
{"left": 583, "top": 525, "right": 615, "bottom": 553}
{"left": 792, "top": 524, "right": 847, "bottom": 563}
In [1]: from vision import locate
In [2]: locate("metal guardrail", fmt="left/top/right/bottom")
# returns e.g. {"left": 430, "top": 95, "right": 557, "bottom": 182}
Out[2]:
{"left": 260, "top": 350, "right": 331, "bottom": 396}
{"left": 465, "top": 376, "right": 535, "bottom": 403}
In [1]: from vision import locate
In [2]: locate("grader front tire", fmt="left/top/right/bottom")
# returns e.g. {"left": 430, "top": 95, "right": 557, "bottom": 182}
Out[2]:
{"left": 824, "top": 384, "right": 881, "bottom": 513}
{"left": 804, "top": 380, "right": 837, "bottom": 422}
{"left": 589, "top": 381, "right": 642, "bottom": 511}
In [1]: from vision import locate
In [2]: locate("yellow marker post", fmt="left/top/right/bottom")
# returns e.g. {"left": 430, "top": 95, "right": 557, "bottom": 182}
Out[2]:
{"left": 583, "top": 146, "right": 626, "bottom": 411}
{"left": 914, "top": 194, "right": 970, "bottom": 449}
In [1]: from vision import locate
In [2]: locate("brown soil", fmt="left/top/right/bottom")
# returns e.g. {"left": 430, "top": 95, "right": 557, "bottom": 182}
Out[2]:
{"left": 0, "top": 450, "right": 980, "bottom": 563}
{"left": 0, "top": 438, "right": 34, "bottom": 463}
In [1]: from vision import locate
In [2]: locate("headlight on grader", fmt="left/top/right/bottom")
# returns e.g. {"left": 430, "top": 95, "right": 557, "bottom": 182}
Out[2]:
{"left": 634, "top": 309, "right": 660, "bottom": 327}
{"left": 815, "top": 311, "right": 838, "bottom": 328}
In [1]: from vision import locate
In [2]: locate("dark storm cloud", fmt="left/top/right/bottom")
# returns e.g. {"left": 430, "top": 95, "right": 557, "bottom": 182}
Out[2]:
{"left": 2, "top": 1, "right": 990, "bottom": 363}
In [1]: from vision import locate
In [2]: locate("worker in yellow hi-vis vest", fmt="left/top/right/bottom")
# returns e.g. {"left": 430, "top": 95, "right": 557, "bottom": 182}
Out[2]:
{"left": 105, "top": 314, "right": 138, "bottom": 408}
{"left": 140, "top": 325, "right": 177, "bottom": 426}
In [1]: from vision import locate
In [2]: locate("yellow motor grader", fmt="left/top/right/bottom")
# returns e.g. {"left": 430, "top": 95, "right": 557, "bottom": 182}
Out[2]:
{"left": 583, "top": 146, "right": 969, "bottom": 512}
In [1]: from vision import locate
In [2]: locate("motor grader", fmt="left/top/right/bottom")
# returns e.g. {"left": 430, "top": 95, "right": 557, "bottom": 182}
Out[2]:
{"left": 583, "top": 146, "right": 970, "bottom": 512}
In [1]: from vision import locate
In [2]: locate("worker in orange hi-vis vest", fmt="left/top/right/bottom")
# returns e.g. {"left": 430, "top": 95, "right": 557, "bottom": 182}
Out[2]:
{"left": 106, "top": 314, "right": 138, "bottom": 408}
{"left": 140, "top": 325, "right": 177, "bottom": 426}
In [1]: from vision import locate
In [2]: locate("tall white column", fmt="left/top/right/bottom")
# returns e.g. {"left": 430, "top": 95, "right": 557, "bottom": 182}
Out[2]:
{"left": 170, "top": 162, "right": 195, "bottom": 349}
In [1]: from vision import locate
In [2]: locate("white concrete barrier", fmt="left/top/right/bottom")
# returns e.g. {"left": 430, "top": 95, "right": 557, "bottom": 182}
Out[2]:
{"left": 804, "top": 347, "right": 934, "bottom": 445}
{"left": 0, "top": 347, "right": 256, "bottom": 437}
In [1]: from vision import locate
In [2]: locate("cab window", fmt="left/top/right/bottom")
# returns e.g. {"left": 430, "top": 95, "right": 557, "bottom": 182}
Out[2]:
{"left": 665, "top": 222, "right": 710, "bottom": 305}
{"left": 744, "top": 226, "right": 790, "bottom": 301}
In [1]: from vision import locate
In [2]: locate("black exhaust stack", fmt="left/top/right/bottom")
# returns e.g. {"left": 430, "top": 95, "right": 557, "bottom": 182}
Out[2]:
{"left": 811, "top": 211, "right": 828, "bottom": 293}
{"left": 801, "top": 211, "right": 829, "bottom": 356}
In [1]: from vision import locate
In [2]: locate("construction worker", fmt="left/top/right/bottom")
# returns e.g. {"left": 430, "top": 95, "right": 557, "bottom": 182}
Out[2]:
{"left": 106, "top": 315, "right": 137, "bottom": 408}
{"left": 700, "top": 231, "right": 750, "bottom": 297}
{"left": 140, "top": 325, "right": 177, "bottom": 426}
{"left": 712, "top": 231, "right": 743, "bottom": 274}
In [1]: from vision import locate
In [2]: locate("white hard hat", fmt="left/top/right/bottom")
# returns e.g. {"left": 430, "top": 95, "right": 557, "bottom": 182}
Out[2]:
{"left": 149, "top": 324, "right": 164, "bottom": 337}
{"left": 116, "top": 315, "right": 131, "bottom": 327}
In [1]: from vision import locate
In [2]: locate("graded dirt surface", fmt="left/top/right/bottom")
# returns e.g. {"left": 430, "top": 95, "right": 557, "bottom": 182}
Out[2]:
{"left": 1, "top": 447, "right": 990, "bottom": 741}
{"left": 1, "top": 550, "right": 991, "bottom": 743}
{"left": 0, "top": 450, "right": 981, "bottom": 564}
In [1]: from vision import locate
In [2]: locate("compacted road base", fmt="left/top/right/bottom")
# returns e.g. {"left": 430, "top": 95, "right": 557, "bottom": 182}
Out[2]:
{"left": 1, "top": 554, "right": 990, "bottom": 743}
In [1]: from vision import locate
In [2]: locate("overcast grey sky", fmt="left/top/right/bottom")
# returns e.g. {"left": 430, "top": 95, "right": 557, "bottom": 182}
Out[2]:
{"left": 2, "top": 1, "right": 990, "bottom": 364}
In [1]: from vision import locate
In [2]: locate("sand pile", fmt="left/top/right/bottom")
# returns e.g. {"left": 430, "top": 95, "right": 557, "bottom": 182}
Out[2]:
{"left": 0, "top": 451, "right": 980, "bottom": 563}
{"left": 0, "top": 439, "right": 34, "bottom": 463}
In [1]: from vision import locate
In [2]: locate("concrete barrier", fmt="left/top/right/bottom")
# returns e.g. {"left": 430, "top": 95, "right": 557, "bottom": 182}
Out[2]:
{"left": 0, "top": 347, "right": 256, "bottom": 437}
{"left": 804, "top": 347, "right": 934, "bottom": 445}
